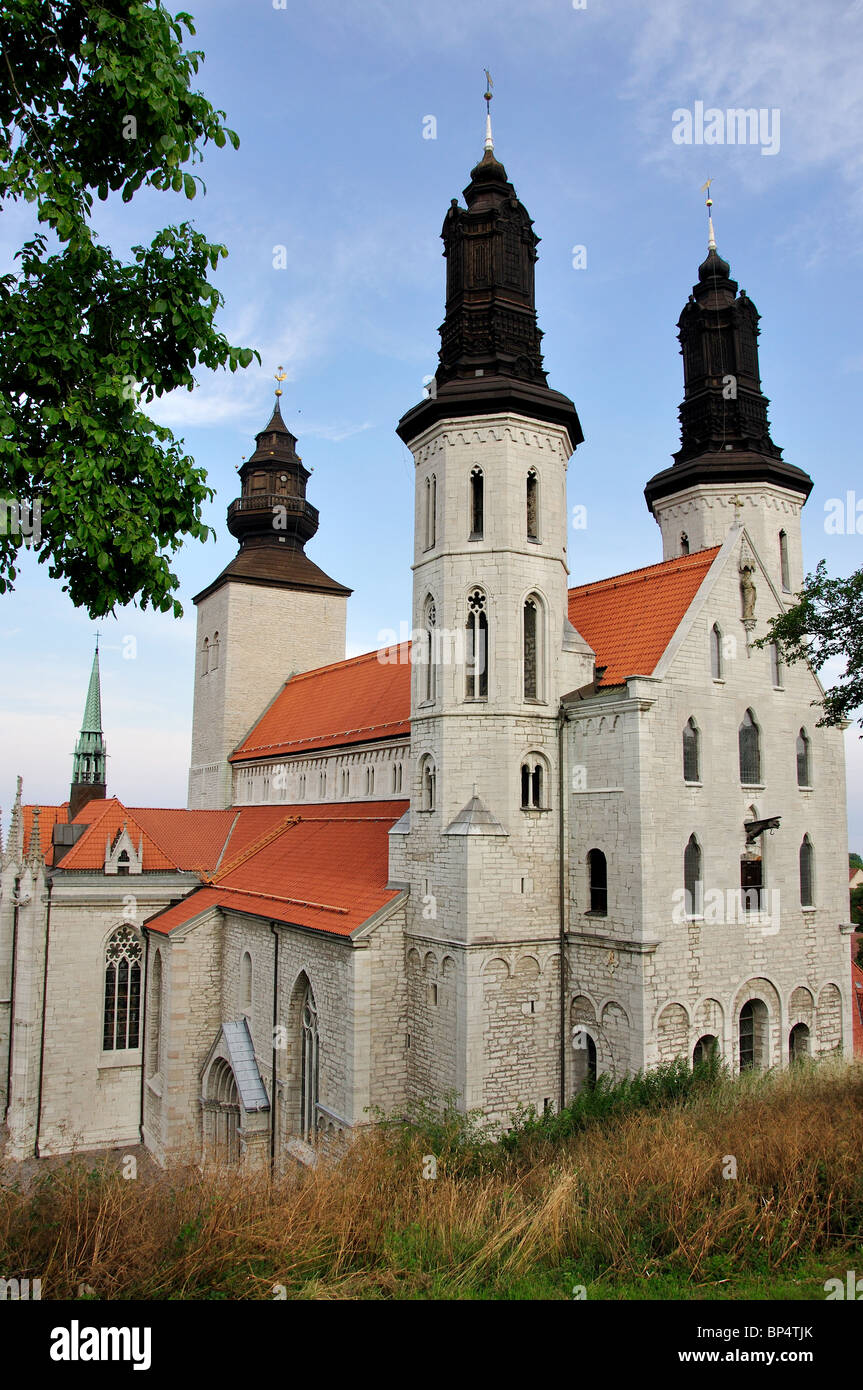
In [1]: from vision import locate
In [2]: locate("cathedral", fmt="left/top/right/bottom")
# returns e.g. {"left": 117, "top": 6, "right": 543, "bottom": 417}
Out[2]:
{"left": 0, "top": 117, "right": 853, "bottom": 1167}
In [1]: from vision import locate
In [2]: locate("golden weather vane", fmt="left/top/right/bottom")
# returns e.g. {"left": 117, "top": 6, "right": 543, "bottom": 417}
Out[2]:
{"left": 274, "top": 365, "right": 287, "bottom": 398}
{"left": 484, "top": 69, "right": 493, "bottom": 111}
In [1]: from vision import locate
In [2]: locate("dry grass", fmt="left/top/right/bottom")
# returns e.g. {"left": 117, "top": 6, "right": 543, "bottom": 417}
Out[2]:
{"left": 2, "top": 1060, "right": 862, "bottom": 1300}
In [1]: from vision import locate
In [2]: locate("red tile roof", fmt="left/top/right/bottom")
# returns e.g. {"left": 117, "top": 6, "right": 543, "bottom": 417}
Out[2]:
{"left": 230, "top": 644, "right": 411, "bottom": 762}
{"left": 22, "top": 804, "right": 68, "bottom": 859}
{"left": 567, "top": 547, "right": 720, "bottom": 687}
{"left": 148, "top": 801, "right": 408, "bottom": 938}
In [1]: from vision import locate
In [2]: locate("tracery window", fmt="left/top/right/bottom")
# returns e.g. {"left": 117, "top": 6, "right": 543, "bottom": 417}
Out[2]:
{"left": 103, "top": 926, "right": 142, "bottom": 1051}
{"left": 684, "top": 834, "right": 703, "bottom": 917}
{"left": 300, "top": 984, "right": 319, "bottom": 1142}
{"left": 465, "top": 589, "right": 488, "bottom": 699}
{"left": 738, "top": 709, "right": 761, "bottom": 785}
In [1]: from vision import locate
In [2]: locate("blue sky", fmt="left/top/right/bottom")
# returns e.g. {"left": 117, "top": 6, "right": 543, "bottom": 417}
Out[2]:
{"left": 2, "top": 0, "right": 861, "bottom": 846}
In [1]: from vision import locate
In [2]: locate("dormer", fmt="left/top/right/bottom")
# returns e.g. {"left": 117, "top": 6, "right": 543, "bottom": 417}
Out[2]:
{"left": 104, "top": 824, "right": 143, "bottom": 876}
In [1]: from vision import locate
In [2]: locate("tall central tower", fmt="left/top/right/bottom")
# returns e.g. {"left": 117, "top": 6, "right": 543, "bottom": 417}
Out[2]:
{"left": 395, "top": 109, "right": 593, "bottom": 1121}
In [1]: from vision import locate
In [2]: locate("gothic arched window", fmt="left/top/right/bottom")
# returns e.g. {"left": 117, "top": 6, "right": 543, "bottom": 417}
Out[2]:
{"left": 103, "top": 926, "right": 142, "bottom": 1051}
{"left": 300, "top": 983, "right": 319, "bottom": 1142}
{"left": 526, "top": 469, "right": 539, "bottom": 540}
{"left": 770, "top": 641, "right": 782, "bottom": 687}
{"left": 465, "top": 589, "right": 488, "bottom": 699}
{"left": 423, "top": 596, "right": 437, "bottom": 703}
{"left": 739, "top": 998, "right": 769, "bottom": 1071}
{"left": 710, "top": 624, "right": 723, "bottom": 679}
{"left": 211, "top": 631, "right": 220, "bottom": 671}
{"left": 470, "top": 467, "right": 484, "bottom": 539}
{"left": 523, "top": 594, "right": 545, "bottom": 701}
{"left": 684, "top": 834, "right": 703, "bottom": 917}
{"left": 240, "top": 951, "right": 252, "bottom": 1014}
{"left": 420, "top": 755, "right": 436, "bottom": 812}
{"left": 201, "top": 637, "right": 209, "bottom": 677}
{"left": 738, "top": 709, "right": 761, "bottom": 785}
{"left": 796, "top": 728, "right": 811, "bottom": 787}
{"left": 799, "top": 835, "right": 815, "bottom": 907}
{"left": 425, "top": 475, "right": 437, "bottom": 549}
{"left": 680, "top": 532, "right": 690, "bottom": 556}
{"left": 683, "top": 718, "right": 700, "bottom": 782}
{"left": 587, "top": 849, "right": 607, "bottom": 916}
{"left": 779, "top": 529, "right": 790, "bottom": 591}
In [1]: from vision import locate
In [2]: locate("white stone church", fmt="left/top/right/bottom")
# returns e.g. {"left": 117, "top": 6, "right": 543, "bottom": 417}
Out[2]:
{"left": 0, "top": 121, "right": 853, "bottom": 1167}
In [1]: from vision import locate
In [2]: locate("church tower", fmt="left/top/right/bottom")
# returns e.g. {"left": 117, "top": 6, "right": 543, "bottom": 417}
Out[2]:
{"left": 395, "top": 103, "right": 593, "bottom": 1120}
{"left": 644, "top": 202, "right": 812, "bottom": 593}
{"left": 188, "top": 380, "right": 351, "bottom": 810}
{"left": 69, "top": 641, "right": 107, "bottom": 819}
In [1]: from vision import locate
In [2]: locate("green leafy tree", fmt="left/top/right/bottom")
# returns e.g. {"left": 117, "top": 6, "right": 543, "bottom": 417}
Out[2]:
{"left": 850, "top": 853, "right": 863, "bottom": 871}
{"left": 754, "top": 561, "right": 863, "bottom": 728}
{"left": 0, "top": 0, "right": 258, "bottom": 616}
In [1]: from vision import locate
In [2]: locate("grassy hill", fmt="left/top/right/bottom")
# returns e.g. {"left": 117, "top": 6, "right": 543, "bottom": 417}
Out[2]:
{"left": 2, "top": 1059, "right": 862, "bottom": 1300}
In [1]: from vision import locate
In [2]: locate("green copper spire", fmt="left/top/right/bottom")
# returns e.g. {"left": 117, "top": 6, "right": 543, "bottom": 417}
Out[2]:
{"left": 71, "top": 640, "right": 106, "bottom": 789}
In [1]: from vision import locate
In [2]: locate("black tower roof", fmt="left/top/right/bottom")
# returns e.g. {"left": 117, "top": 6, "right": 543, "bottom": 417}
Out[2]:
{"left": 645, "top": 237, "right": 812, "bottom": 512}
{"left": 397, "top": 133, "right": 582, "bottom": 451}
{"left": 194, "top": 396, "right": 351, "bottom": 604}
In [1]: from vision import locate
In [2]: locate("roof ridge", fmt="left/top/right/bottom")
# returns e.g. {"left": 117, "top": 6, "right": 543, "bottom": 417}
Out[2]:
{"left": 278, "top": 641, "right": 412, "bottom": 686}
{"left": 209, "top": 813, "right": 301, "bottom": 884}
{"left": 568, "top": 546, "right": 719, "bottom": 596}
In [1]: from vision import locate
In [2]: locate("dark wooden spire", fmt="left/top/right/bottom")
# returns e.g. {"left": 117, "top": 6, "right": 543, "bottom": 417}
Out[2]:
{"left": 194, "top": 396, "right": 351, "bottom": 604}
{"left": 398, "top": 137, "right": 582, "bottom": 450}
{"left": 645, "top": 241, "right": 812, "bottom": 511}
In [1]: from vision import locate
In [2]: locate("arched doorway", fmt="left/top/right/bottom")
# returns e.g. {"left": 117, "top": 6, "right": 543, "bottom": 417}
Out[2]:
{"left": 204, "top": 1058, "right": 240, "bottom": 1164}
{"left": 572, "top": 1028, "right": 597, "bottom": 1092}
{"left": 739, "top": 999, "right": 769, "bottom": 1072}
{"left": 789, "top": 1022, "right": 810, "bottom": 1064}
{"left": 692, "top": 1034, "right": 718, "bottom": 1068}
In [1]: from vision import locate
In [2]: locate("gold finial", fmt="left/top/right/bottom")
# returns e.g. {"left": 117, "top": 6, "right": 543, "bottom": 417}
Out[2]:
{"left": 484, "top": 69, "right": 493, "bottom": 110}
{"left": 700, "top": 178, "right": 716, "bottom": 250}
{"left": 483, "top": 70, "right": 494, "bottom": 152}
{"left": 274, "top": 365, "right": 287, "bottom": 398}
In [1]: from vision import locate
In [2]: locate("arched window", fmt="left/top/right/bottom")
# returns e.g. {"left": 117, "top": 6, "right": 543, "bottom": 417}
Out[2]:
{"left": 420, "top": 755, "right": 436, "bottom": 812}
{"left": 739, "top": 998, "right": 769, "bottom": 1071}
{"left": 587, "top": 849, "right": 607, "bottom": 916}
{"left": 680, "top": 532, "right": 690, "bottom": 556}
{"left": 240, "top": 951, "right": 252, "bottom": 1014}
{"left": 211, "top": 632, "right": 220, "bottom": 671}
{"left": 103, "top": 926, "right": 142, "bottom": 1052}
{"left": 796, "top": 728, "right": 811, "bottom": 787}
{"left": 710, "top": 624, "right": 723, "bottom": 679}
{"left": 789, "top": 1022, "right": 810, "bottom": 1063}
{"left": 683, "top": 718, "right": 700, "bottom": 782}
{"left": 799, "top": 835, "right": 814, "bottom": 907}
{"left": 470, "top": 467, "right": 484, "bottom": 539}
{"left": 424, "top": 474, "right": 437, "bottom": 549}
{"left": 738, "top": 709, "right": 761, "bottom": 784}
{"left": 300, "top": 983, "right": 319, "bottom": 1142}
{"left": 204, "top": 1058, "right": 241, "bottom": 1165}
{"left": 520, "top": 754, "right": 547, "bottom": 810}
{"left": 693, "top": 1035, "right": 718, "bottom": 1068}
{"left": 684, "top": 835, "right": 703, "bottom": 917}
{"left": 769, "top": 641, "right": 782, "bottom": 687}
{"left": 392, "top": 762, "right": 403, "bottom": 794}
{"left": 116, "top": 850, "right": 130, "bottom": 876}
{"left": 201, "top": 637, "right": 209, "bottom": 677}
{"left": 526, "top": 469, "right": 539, "bottom": 540}
{"left": 523, "top": 593, "right": 544, "bottom": 701}
{"left": 465, "top": 588, "right": 488, "bottom": 699}
{"left": 779, "top": 529, "right": 790, "bottom": 591}
{"left": 147, "top": 950, "right": 162, "bottom": 1076}
{"left": 423, "top": 596, "right": 437, "bottom": 703}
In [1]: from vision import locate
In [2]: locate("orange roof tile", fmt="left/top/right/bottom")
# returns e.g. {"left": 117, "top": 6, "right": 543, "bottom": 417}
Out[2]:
{"left": 148, "top": 801, "right": 408, "bottom": 937}
{"left": 230, "top": 644, "right": 412, "bottom": 762}
{"left": 567, "top": 547, "right": 720, "bottom": 687}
